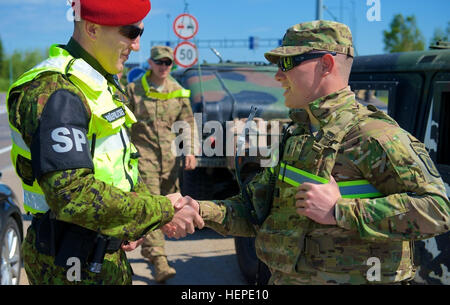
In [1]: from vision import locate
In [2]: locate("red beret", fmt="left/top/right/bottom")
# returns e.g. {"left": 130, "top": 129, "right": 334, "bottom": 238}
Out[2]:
{"left": 76, "top": 0, "right": 151, "bottom": 26}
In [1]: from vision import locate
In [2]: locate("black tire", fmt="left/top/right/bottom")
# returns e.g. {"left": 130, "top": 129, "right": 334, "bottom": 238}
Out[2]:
{"left": 234, "top": 236, "right": 270, "bottom": 285}
{"left": 0, "top": 217, "right": 22, "bottom": 285}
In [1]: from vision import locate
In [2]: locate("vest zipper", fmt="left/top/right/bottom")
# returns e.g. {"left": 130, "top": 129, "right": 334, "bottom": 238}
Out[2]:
{"left": 119, "top": 128, "right": 134, "bottom": 191}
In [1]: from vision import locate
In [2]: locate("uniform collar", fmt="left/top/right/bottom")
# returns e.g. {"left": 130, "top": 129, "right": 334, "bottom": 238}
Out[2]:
{"left": 289, "top": 86, "right": 356, "bottom": 128}
{"left": 64, "top": 38, "right": 126, "bottom": 96}
{"left": 144, "top": 70, "right": 167, "bottom": 92}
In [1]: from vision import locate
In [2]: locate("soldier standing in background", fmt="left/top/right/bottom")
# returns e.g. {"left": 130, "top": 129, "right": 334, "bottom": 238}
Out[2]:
{"left": 127, "top": 46, "right": 197, "bottom": 282}
{"left": 6, "top": 0, "right": 203, "bottom": 284}
{"left": 166, "top": 20, "right": 450, "bottom": 284}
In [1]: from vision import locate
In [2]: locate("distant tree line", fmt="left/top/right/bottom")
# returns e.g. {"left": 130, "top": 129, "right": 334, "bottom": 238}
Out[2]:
{"left": 0, "top": 36, "right": 46, "bottom": 92}
{"left": 383, "top": 14, "right": 449, "bottom": 53}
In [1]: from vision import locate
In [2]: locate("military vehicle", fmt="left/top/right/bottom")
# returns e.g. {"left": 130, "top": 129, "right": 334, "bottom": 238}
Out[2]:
{"left": 171, "top": 63, "right": 286, "bottom": 284}
{"left": 172, "top": 43, "right": 450, "bottom": 285}
{"left": 350, "top": 43, "right": 450, "bottom": 285}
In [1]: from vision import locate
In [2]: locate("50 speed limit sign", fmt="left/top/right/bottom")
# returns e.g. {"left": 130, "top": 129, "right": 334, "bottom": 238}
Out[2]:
{"left": 174, "top": 41, "right": 198, "bottom": 68}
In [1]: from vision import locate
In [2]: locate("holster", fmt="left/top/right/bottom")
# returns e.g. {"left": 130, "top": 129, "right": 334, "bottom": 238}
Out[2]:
{"left": 31, "top": 211, "right": 123, "bottom": 270}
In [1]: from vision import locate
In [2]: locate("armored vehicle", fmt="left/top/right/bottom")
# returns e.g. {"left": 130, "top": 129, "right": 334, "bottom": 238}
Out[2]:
{"left": 172, "top": 44, "right": 450, "bottom": 284}
{"left": 350, "top": 44, "right": 450, "bottom": 285}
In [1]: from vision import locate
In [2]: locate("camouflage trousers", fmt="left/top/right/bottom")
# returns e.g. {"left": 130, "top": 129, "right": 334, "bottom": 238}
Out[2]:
{"left": 22, "top": 225, "right": 133, "bottom": 285}
{"left": 140, "top": 160, "right": 180, "bottom": 259}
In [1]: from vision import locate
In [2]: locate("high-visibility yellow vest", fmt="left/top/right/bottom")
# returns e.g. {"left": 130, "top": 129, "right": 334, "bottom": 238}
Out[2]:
{"left": 140, "top": 70, "right": 191, "bottom": 100}
{"left": 6, "top": 44, "right": 139, "bottom": 214}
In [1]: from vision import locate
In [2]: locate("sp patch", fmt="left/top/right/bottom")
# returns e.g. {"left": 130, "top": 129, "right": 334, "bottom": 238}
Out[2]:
{"left": 31, "top": 89, "right": 94, "bottom": 179}
{"left": 51, "top": 127, "right": 87, "bottom": 153}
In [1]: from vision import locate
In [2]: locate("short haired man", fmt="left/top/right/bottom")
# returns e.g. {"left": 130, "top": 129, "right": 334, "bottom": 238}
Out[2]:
{"left": 6, "top": 0, "right": 202, "bottom": 284}
{"left": 166, "top": 20, "right": 450, "bottom": 284}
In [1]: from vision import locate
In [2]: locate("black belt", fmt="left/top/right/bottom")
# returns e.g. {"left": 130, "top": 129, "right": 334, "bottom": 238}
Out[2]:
{"left": 31, "top": 214, "right": 123, "bottom": 253}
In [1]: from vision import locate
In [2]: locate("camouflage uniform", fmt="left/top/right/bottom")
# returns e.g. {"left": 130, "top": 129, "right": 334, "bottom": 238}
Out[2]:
{"left": 7, "top": 39, "right": 174, "bottom": 284}
{"left": 198, "top": 21, "right": 450, "bottom": 284}
{"left": 127, "top": 47, "right": 195, "bottom": 264}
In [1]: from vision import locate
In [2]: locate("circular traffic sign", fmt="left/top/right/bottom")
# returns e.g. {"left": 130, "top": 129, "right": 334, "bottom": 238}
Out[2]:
{"left": 174, "top": 41, "right": 198, "bottom": 68}
{"left": 173, "top": 13, "right": 199, "bottom": 40}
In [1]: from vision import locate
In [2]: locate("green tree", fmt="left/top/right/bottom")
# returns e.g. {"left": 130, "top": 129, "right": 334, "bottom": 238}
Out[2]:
{"left": 430, "top": 21, "right": 450, "bottom": 45}
{"left": 383, "top": 14, "right": 425, "bottom": 53}
{"left": 0, "top": 48, "right": 45, "bottom": 92}
{"left": 9, "top": 49, "right": 44, "bottom": 80}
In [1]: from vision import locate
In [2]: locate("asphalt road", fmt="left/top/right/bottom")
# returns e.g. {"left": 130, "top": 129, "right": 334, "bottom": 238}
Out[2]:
{"left": 0, "top": 95, "right": 247, "bottom": 285}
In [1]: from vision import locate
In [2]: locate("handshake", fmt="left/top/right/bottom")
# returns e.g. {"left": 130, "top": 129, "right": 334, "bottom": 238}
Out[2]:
{"left": 121, "top": 193, "right": 203, "bottom": 252}
{"left": 162, "top": 193, "right": 204, "bottom": 239}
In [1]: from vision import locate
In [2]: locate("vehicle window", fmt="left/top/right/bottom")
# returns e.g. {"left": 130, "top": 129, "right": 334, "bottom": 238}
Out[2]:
{"left": 349, "top": 81, "right": 398, "bottom": 115}
{"left": 424, "top": 81, "right": 450, "bottom": 195}
{"left": 354, "top": 89, "right": 389, "bottom": 113}
{"left": 425, "top": 88, "right": 450, "bottom": 165}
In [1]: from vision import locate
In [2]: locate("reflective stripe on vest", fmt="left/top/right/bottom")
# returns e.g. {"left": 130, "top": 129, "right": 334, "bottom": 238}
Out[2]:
{"left": 141, "top": 70, "right": 191, "bottom": 100}
{"left": 9, "top": 125, "right": 48, "bottom": 214}
{"left": 7, "top": 44, "right": 139, "bottom": 214}
{"left": 94, "top": 128, "right": 129, "bottom": 155}
{"left": 271, "top": 162, "right": 383, "bottom": 199}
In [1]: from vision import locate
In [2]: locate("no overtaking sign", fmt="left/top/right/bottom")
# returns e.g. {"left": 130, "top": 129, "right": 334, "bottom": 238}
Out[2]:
{"left": 173, "top": 13, "right": 199, "bottom": 40}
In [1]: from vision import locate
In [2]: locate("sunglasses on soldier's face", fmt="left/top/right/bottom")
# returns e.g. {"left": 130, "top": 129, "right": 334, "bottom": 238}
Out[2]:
{"left": 119, "top": 25, "right": 144, "bottom": 40}
{"left": 153, "top": 59, "right": 173, "bottom": 66}
{"left": 278, "top": 52, "right": 337, "bottom": 72}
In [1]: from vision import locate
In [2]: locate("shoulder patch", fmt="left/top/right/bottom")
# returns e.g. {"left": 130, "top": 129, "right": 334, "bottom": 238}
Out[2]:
{"left": 410, "top": 140, "right": 441, "bottom": 178}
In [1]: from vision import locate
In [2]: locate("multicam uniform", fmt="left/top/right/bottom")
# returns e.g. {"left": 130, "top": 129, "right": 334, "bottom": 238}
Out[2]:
{"left": 127, "top": 71, "right": 195, "bottom": 258}
{"left": 7, "top": 40, "right": 174, "bottom": 284}
{"left": 199, "top": 87, "right": 450, "bottom": 284}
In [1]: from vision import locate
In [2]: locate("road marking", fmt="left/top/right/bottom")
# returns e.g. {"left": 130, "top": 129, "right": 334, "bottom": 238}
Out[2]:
{"left": 0, "top": 145, "right": 12, "bottom": 155}
{"left": 0, "top": 164, "right": 13, "bottom": 172}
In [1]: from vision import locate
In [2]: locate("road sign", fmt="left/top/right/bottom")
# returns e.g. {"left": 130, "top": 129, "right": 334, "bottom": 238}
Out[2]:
{"left": 174, "top": 41, "right": 198, "bottom": 68}
{"left": 173, "top": 13, "right": 199, "bottom": 40}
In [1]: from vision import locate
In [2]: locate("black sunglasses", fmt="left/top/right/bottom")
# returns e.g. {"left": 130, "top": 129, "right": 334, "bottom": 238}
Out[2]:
{"left": 278, "top": 52, "right": 337, "bottom": 72}
{"left": 153, "top": 59, "right": 173, "bottom": 66}
{"left": 119, "top": 25, "right": 144, "bottom": 40}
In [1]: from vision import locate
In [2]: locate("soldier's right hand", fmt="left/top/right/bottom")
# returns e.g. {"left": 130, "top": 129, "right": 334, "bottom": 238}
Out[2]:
{"left": 174, "top": 195, "right": 199, "bottom": 213}
{"left": 166, "top": 192, "right": 183, "bottom": 206}
{"left": 161, "top": 203, "right": 204, "bottom": 239}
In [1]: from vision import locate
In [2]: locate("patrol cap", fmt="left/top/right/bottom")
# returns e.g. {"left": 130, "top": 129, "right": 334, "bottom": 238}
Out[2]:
{"left": 151, "top": 46, "right": 174, "bottom": 61}
{"left": 264, "top": 20, "right": 354, "bottom": 64}
{"left": 76, "top": 0, "right": 151, "bottom": 26}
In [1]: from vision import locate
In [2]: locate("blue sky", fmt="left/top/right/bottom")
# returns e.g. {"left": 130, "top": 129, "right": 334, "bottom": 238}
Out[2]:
{"left": 0, "top": 0, "right": 449, "bottom": 65}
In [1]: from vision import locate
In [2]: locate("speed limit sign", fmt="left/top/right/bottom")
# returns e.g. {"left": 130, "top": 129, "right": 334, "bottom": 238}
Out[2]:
{"left": 174, "top": 41, "right": 198, "bottom": 68}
